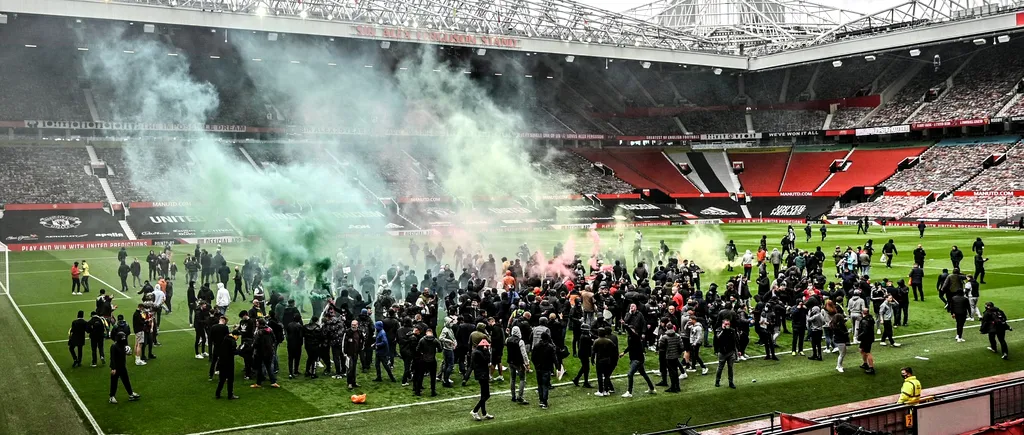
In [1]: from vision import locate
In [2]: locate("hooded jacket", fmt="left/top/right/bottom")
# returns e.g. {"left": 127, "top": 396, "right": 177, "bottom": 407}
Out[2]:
{"left": 215, "top": 283, "right": 230, "bottom": 307}
{"left": 847, "top": 295, "right": 865, "bottom": 318}
{"left": 470, "top": 322, "right": 490, "bottom": 350}
{"left": 806, "top": 306, "right": 826, "bottom": 331}
{"left": 374, "top": 321, "right": 390, "bottom": 356}
{"left": 507, "top": 326, "right": 530, "bottom": 367}
{"left": 439, "top": 317, "right": 457, "bottom": 351}
{"left": 657, "top": 329, "right": 683, "bottom": 360}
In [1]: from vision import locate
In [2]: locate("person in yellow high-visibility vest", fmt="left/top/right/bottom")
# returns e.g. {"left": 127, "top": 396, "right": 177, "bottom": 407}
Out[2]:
{"left": 897, "top": 366, "right": 922, "bottom": 404}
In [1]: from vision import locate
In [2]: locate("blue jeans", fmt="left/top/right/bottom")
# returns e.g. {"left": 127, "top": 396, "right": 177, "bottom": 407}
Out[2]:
{"left": 537, "top": 371, "right": 551, "bottom": 405}
{"left": 627, "top": 359, "right": 654, "bottom": 393}
{"left": 441, "top": 349, "right": 455, "bottom": 383}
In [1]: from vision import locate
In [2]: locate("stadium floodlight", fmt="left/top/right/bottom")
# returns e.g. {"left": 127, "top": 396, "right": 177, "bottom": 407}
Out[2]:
{"left": 364, "top": 65, "right": 373, "bottom": 68}
{"left": 255, "top": 5, "right": 267, "bottom": 17}
{"left": 327, "top": 14, "right": 334, "bottom": 21}
{"left": 713, "top": 68, "right": 723, "bottom": 75}
{"left": 77, "top": 47, "right": 89, "bottom": 51}
{"left": 477, "top": 48, "right": 486, "bottom": 56}
{"left": 909, "top": 49, "right": 921, "bottom": 57}
{"left": 997, "top": 35, "right": 1010, "bottom": 43}
{"left": 641, "top": 61, "right": 651, "bottom": 69}
{"left": 252, "top": 58, "right": 262, "bottom": 61}
{"left": 865, "top": 55, "right": 876, "bottom": 62}
{"left": 24, "top": 44, "right": 36, "bottom": 48}
{"left": 299, "top": 9, "right": 308, "bottom": 19}
{"left": 380, "top": 41, "right": 390, "bottom": 49}
{"left": 546, "top": 76, "right": 554, "bottom": 79}
{"left": 290, "top": 60, "right": 300, "bottom": 64}
{"left": 167, "top": 52, "right": 178, "bottom": 56}
{"left": 525, "top": 74, "right": 533, "bottom": 78}
{"left": 973, "top": 38, "right": 986, "bottom": 45}
{"left": 210, "top": 55, "right": 220, "bottom": 59}
{"left": 124, "top": 50, "right": 135, "bottom": 54}
{"left": 832, "top": 60, "right": 842, "bottom": 67}
{"left": 494, "top": 73, "right": 502, "bottom": 76}
{"left": 565, "top": 55, "right": 575, "bottom": 63}
{"left": 144, "top": 24, "right": 155, "bottom": 33}
{"left": 1, "top": 14, "right": 9, "bottom": 24}
{"left": 268, "top": 33, "right": 278, "bottom": 41}
{"left": 328, "top": 62, "right": 337, "bottom": 66}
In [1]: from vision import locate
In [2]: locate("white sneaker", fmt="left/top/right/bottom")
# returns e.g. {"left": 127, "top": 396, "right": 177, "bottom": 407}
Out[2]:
{"left": 701, "top": 367, "right": 708, "bottom": 375}
{"left": 621, "top": 392, "right": 633, "bottom": 398}
{"left": 880, "top": 342, "right": 887, "bottom": 347}
{"left": 594, "top": 391, "right": 607, "bottom": 397}
{"left": 195, "top": 354, "right": 204, "bottom": 359}
{"left": 471, "top": 411, "right": 481, "bottom": 421}
{"left": 836, "top": 366, "right": 844, "bottom": 373}
{"left": 645, "top": 389, "right": 656, "bottom": 394}
{"left": 203, "top": 352, "right": 209, "bottom": 357}
{"left": 484, "top": 414, "right": 494, "bottom": 420}
{"left": 876, "top": 329, "right": 881, "bottom": 335}
{"left": 109, "top": 397, "right": 118, "bottom": 404}
{"left": 892, "top": 343, "right": 901, "bottom": 348}
{"left": 988, "top": 347, "right": 997, "bottom": 353}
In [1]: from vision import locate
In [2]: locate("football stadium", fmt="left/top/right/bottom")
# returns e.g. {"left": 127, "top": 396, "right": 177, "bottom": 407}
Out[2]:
{"left": 1, "top": 1, "right": 1024, "bottom": 434}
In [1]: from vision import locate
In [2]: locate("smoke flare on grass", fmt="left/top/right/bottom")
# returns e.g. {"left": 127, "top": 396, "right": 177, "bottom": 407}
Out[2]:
{"left": 677, "top": 226, "right": 728, "bottom": 272}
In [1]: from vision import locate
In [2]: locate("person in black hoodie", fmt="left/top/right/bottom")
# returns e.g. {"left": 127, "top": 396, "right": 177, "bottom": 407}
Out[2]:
{"left": 302, "top": 317, "right": 321, "bottom": 379}
{"left": 192, "top": 302, "right": 211, "bottom": 359}
{"left": 207, "top": 316, "right": 229, "bottom": 380}
{"left": 285, "top": 313, "right": 304, "bottom": 379}
{"left": 857, "top": 308, "right": 876, "bottom": 375}
{"left": 68, "top": 310, "right": 88, "bottom": 368}
{"left": 87, "top": 311, "right": 106, "bottom": 367}
{"left": 948, "top": 291, "right": 970, "bottom": 342}
{"left": 714, "top": 319, "right": 738, "bottom": 388}
{"left": 592, "top": 327, "right": 618, "bottom": 396}
{"left": 251, "top": 318, "right": 279, "bottom": 388}
{"left": 117, "top": 261, "right": 130, "bottom": 294}
{"left": 532, "top": 332, "right": 557, "bottom": 409}
{"left": 344, "top": 320, "right": 363, "bottom": 389}
{"left": 470, "top": 339, "right": 493, "bottom": 421}
{"left": 108, "top": 332, "right": 140, "bottom": 404}
{"left": 146, "top": 251, "right": 158, "bottom": 281}
{"left": 620, "top": 321, "right": 655, "bottom": 397}
{"left": 397, "top": 319, "right": 417, "bottom": 385}
{"left": 981, "top": 302, "right": 1010, "bottom": 359}
{"left": 187, "top": 281, "right": 198, "bottom": 326}
{"left": 215, "top": 332, "right": 238, "bottom": 400}
{"left": 415, "top": 328, "right": 441, "bottom": 396}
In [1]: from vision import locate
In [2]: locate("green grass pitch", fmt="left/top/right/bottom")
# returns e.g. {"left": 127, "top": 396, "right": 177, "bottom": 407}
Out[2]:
{"left": 2, "top": 224, "right": 1023, "bottom": 435}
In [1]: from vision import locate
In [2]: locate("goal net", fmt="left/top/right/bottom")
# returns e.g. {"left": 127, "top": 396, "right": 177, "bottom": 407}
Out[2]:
{"left": 986, "top": 206, "right": 1024, "bottom": 228}
{"left": 0, "top": 242, "right": 8, "bottom": 295}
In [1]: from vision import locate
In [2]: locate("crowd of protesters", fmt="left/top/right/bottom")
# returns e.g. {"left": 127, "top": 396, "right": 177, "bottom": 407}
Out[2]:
{"left": 67, "top": 232, "right": 1012, "bottom": 415}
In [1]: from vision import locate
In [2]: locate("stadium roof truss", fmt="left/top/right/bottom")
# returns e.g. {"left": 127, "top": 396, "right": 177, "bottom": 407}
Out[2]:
{"left": 622, "top": 0, "right": 1024, "bottom": 55}
{"left": 87, "top": 0, "right": 720, "bottom": 51}
{"left": 2, "top": 0, "right": 1023, "bottom": 69}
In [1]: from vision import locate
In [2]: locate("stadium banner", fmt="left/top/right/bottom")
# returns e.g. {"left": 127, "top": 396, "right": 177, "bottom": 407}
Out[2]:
{"left": 882, "top": 190, "right": 932, "bottom": 197}
{"left": 748, "top": 191, "right": 842, "bottom": 197}
{"left": 722, "top": 218, "right": 806, "bottom": 224}
{"left": 175, "top": 237, "right": 249, "bottom": 245}
{"left": 0, "top": 208, "right": 131, "bottom": 244}
{"left": 4, "top": 202, "right": 106, "bottom": 210}
{"left": 952, "top": 191, "right": 1024, "bottom": 197}
{"left": 684, "top": 219, "right": 724, "bottom": 225}
{"left": 670, "top": 193, "right": 731, "bottom": 199}
{"left": 396, "top": 196, "right": 452, "bottom": 203}
{"left": 6, "top": 240, "right": 154, "bottom": 252}
{"left": 674, "top": 197, "right": 744, "bottom": 218}
{"left": 911, "top": 118, "right": 989, "bottom": 129}
{"left": 699, "top": 132, "right": 763, "bottom": 140}
{"left": 595, "top": 193, "right": 641, "bottom": 200}
{"left": 766, "top": 130, "right": 822, "bottom": 138}
{"left": 825, "top": 129, "right": 855, "bottom": 137}
{"left": 856, "top": 125, "right": 910, "bottom": 136}
{"left": 889, "top": 220, "right": 993, "bottom": 228}
{"left": 616, "top": 135, "right": 699, "bottom": 141}
{"left": 595, "top": 220, "right": 672, "bottom": 229}
{"left": 1010, "top": 115, "right": 1024, "bottom": 123}
{"left": 691, "top": 142, "right": 758, "bottom": 150}
{"left": 746, "top": 196, "right": 836, "bottom": 219}
{"left": 126, "top": 207, "right": 239, "bottom": 239}
{"left": 24, "top": 120, "right": 246, "bottom": 132}
{"left": 352, "top": 25, "right": 522, "bottom": 48}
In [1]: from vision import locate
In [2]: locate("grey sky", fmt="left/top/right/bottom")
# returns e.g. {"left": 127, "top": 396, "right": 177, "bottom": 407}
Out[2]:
{"left": 581, "top": 0, "right": 908, "bottom": 14}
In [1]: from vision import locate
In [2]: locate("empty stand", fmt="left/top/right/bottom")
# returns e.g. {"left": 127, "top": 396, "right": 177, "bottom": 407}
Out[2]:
{"left": 729, "top": 150, "right": 789, "bottom": 193}
{"left": 576, "top": 149, "right": 698, "bottom": 194}
{"left": 820, "top": 146, "right": 929, "bottom": 192}
{"left": 779, "top": 149, "right": 849, "bottom": 192}
{"left": 684, "top": 152, "right": 727, "bottom": 193}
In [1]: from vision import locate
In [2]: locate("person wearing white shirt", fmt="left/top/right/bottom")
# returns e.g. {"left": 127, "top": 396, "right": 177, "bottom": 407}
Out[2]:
{"left": 152, "top": 287, "right": 166, "bottom": 344}
{"left": 216, "top": 282, "right": 231, "bottom": 316}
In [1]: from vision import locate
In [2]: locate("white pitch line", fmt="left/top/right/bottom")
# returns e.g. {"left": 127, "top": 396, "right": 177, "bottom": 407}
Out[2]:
{"left": 90, "top": 275, "right": 132, "bottom": 300}
{"left": 889, "top": 262, "right": 1024, "bottom": 277}
{"left": 20, "top": 297, "right": 130, "bottom": 308}
{"left": 7, "top": 269, "right": 80, "bottom": 275}
{"left": 183, "top": 317, "right": 1021, "bottom": 435}
{"left": 0, "top": 277, "right": 105, "bottom": 435}
{"left": 893, "top": 318, "right": 1023, "bottom": 340}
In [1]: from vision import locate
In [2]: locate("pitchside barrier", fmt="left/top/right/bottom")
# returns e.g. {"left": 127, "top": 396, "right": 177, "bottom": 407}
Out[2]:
{"left": 637, "top": 377, "right": 1024, "bottom": 435}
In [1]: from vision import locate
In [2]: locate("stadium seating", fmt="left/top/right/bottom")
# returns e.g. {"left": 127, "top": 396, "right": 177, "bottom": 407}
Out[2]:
{"left": 751, "top": 110, "right": 826, "bottom": 131}
{"left": 606, "top": 149, "right": 699, "bottom": 194}
{"left": 677, "top": 110, "right": 746, "bottom": 133}
{"left": 745, "top": 69, "right": 786, "bottom": 105}
{"left": 779, "top": 149, "right": 849, "bottom": 192}
{"left": 960, "top": 141, "right": 1024, "bottom": 191}
{"left": 830, "top": 108, "right": 873, "bottom": 129}
{"left": 608, "top": 117, "right": 680, "bottom": 135}
{"left": 910, "top": 39, "right": 1024, "bottom": 122}
{"left": 908, "top": 195, "right": 1024, "bottom": 221}
{"left": 729, "top": 150, "right": 789, "bottom": 193}
{"left": 831, "top": 195, "right": 927, "bottom": 218}
{"left": 865, "top": 46, "right": 973, "bottom": 127}
{"left": 0, "top": 146, "right": 103, "bottom": 204}
{"left": 819, "top": 146, "right": 929, "bottom": 192}
{"left": 545, "top": 152, "right": 635, "bottom": 194}
{"left": 881, "top": 139, "right": 1013, "bottom": 193}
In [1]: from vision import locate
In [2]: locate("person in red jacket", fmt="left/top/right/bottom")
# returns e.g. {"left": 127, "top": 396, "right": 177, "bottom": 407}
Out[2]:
{"left": 71, "top": 262, "right": 82, "bottom": 295}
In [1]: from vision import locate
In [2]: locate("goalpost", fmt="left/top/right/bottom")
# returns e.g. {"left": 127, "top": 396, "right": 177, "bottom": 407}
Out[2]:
{"left": 986, "top": 206, "right": 1024, "bottom": 228}
{"left": 0, "top": 241, "right": 8, "bottom": 295}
